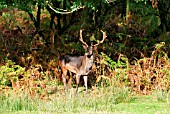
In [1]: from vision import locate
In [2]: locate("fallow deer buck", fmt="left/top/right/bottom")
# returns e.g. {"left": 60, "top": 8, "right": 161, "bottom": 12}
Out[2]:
{"left": 59, "top": 29, "right": 107, "bottom": 93}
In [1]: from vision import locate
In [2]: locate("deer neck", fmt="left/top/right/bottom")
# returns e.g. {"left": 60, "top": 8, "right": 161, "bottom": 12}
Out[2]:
{"left": 84, "top": 53, "right": 94, "bottom": 73}
{"left": 87, "top": 53, "right": 93, "bottom": 58}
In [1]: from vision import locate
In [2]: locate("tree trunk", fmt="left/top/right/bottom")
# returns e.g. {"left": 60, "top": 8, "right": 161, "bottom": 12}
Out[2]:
{"left": 63, "top": 0, "right": 67, "bottom": 26}
{"left": 126, "top": 0, "right": 129, "bottom": 23}
{"left": 36, "top": 2, "right": 41, "bottom": 31}
{"left": 49, "top": 12, "right": 55, "bottom": 29}
{"left": 158, "top": 0, "right": 170, "bottom": 31}
{"left": 26, "top": 2, "right": 43, "bottom": 37}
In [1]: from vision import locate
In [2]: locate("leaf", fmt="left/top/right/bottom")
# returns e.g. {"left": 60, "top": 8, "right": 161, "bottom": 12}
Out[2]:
{"left": 96, "top": 76, "right": 102, "bottom": 83}
{"left": 7, "top": 72, "right": 16, "bottom": 76}
{"left": 96, "top": 75, "right": 111, "bottom": 83}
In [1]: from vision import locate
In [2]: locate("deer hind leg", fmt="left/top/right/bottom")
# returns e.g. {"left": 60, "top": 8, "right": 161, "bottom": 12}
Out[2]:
{"left": 62, "top": 68, "right": 68, "bottom": 91}
{"left": 68, "top": 72, "right": 73, "bottom": 88}
{"left": 76, "top": 74, "right": 80, "bottom": 94}
{"left": 83, "top": 75, "right": 88, "bottom": 93}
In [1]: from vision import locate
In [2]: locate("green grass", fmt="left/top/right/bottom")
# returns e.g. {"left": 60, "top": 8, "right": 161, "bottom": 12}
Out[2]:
{"left": 0, "top": 87, "right": 170, "bottom": 114}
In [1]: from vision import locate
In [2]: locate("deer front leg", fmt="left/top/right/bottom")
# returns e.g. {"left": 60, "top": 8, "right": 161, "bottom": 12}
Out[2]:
{"left": 62, "top": 70, "right": 67, "bottom": 91}
{"left": 83, "top": 75, "right": 88, "bottom": 94}
{"left": 76, "top": 74, "right": 80, "bottom": 94}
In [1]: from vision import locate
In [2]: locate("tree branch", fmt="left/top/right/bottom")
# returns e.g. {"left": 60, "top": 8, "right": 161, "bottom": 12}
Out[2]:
{"left": 47, "top": 2, "right": 84, "bottom": 14}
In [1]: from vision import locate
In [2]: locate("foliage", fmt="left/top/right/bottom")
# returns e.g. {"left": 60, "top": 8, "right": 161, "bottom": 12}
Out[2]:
{"left": 128, "top": 42, "right": 170, "bottom": 93}
{"left": 0, "top": 59, "right": 25, "bottom": 86}
{"left": 101, "top": 52, "right": 128, "bottom": 69}
{"left": 129, "top": 1, "right": 160, "bottom": 35}
{"left": 94, "top": 42, "right": 170, "bottom": 94}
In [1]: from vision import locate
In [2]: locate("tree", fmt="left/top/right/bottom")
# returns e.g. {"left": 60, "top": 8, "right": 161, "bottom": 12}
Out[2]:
{"left": 157, "top": 0, "right": 170, "bottom": 31}
{"left": 0, "top": 0, "right": 46, "bottom": 37}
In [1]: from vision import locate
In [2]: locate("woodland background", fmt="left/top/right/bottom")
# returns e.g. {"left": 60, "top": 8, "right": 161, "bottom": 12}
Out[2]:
{"left": 0, "top": 0, "right": 170, "bottom": 113}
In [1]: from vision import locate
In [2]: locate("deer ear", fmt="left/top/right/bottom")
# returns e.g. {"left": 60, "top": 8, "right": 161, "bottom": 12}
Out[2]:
{"left": 83, "top": 45, "right": 88, "bottom": 51}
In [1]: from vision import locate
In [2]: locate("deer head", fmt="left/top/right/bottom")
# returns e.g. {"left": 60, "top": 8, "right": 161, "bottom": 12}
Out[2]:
{"left": 80, "top": 29, "right": 107, "bottom": 57}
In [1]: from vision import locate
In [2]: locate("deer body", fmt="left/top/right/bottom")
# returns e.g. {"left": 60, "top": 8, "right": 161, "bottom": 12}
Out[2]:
{"left": 59, "top": 30, "right": 106, "bottom": 93}
{"left": 60, "top": 53, "right": 93, "bottom": 75}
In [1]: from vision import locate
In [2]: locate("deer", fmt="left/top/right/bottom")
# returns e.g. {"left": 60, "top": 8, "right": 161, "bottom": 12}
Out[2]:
{"left": 59, "top": 29, "right": 107, "bottom": 94}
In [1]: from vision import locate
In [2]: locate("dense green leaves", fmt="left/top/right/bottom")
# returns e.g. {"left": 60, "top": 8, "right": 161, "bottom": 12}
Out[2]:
{"left": 0, "top": 60, "right": 24, "bottom": 85}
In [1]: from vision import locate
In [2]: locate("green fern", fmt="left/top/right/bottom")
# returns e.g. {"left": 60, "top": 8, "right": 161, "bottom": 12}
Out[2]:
{"left": 101, "top": 52, "right": 128, "bottom": 69}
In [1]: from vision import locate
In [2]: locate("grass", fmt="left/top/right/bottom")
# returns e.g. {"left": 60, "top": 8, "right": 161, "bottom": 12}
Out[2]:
{"left": 0, "top": 86, "right": 170, "bottom": 114}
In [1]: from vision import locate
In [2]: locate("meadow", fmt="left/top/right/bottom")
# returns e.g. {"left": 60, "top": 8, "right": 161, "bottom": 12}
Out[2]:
{"left": 0, "top": 85, "right": 170, "bottom": 114}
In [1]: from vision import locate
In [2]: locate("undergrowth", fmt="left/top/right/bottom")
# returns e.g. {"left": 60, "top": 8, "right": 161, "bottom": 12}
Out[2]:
{"left": 97, "top": 42, "right": 170, "bottom": 94}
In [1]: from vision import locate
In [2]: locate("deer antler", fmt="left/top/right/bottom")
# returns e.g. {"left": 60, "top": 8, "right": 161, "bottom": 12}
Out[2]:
{"left": 92, "top": 30, "right": 107, "bottom": 47}
{"left": 80, "top": 29, "right": 88, "bottom": 47}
